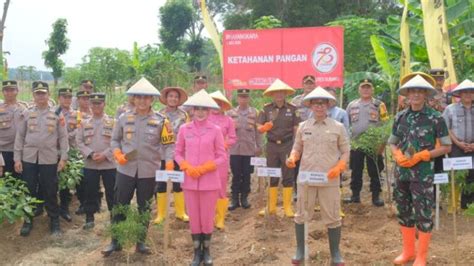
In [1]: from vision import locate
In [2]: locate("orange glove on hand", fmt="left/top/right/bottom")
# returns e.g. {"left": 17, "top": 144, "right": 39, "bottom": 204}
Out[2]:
{"left": 327, "top": 160, "right": 347, "bottom": 179}
{"left": 257, "top": 121, "right": 273, "bottom": 133}
{"left": 392, "top": 149, "right": 415, "bottom": 168}
{"left": 196, "top": 161, "right": 217, "bottom": 175}
{"left": 285, "top": 153, "right": 299, "bottom": 169}
{"left": 409, "top": 149, "right": 431, "bottom": 166}
{"left": 113, "top": 149, "right": 128, "bottom": 165}
{"left": 179, "top": 161, "right": 201, "bottom": 179}
{"left": 165, "top": 161, "right": 174, "bottom": 171}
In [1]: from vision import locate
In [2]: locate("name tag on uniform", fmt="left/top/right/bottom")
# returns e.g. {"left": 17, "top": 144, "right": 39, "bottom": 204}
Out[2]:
{"left": 250, "top": 157, "right": 267, "bottom": 167}
{"left": 298, "top": 171, "right": 328, "bottom": 185}
{"left": 443, "top": 157, "right": 473, "bottom": 170}
{"left": 155, "top": 170, "right": 184, "bottom": 183}
{"left": 257, "top": 167, "right": 281, "bottom": 177}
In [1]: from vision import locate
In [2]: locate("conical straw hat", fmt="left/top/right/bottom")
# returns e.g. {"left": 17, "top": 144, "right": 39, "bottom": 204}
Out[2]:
{"left": 303, "top": 86, "right": 336, "bottom": 102}
{"left": 451, "top": 79, "right": 474, "bottom": 96}
{"left": 127, "top": 77, "right": 160, "bottom": 96}
{"left": 263, "top": 79, "right": 295, "bottom": 97}
{"left": 159, "top": 86, "right": 188, "bottom": 106}
{"left": 183, "top": 90, "right": 219, "bottom": 109}
{"left": 400, "top": 72, "right": 436, "bottom": 87}
{"left": 397, "top": 74, "right": 437, "bottom": 96}
{"left": 209, "top": 90, "right": 232, "bottom": 111}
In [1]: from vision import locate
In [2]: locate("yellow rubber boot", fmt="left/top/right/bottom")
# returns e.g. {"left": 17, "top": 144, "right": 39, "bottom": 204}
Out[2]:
{"left": 215, "top": 198, "right": 229, "bottom": 229}
{"left": 448, "top": 184, "right": 461, "bottom": 214}
{"left": 174, "top": 192, "right": 189, "bottom": 222}
{"left": 282, "top": 187, "right": 295, "bottom": 218}
{"left": 152, "top": 193, "right": 167, "bottom": 224}
{"left": 258, "top": 187, "right": 278, "bottom": 216}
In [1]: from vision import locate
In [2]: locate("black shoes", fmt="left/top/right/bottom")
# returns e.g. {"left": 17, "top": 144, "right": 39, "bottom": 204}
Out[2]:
{"left": 20, "top": 221, "right": 33, "bottom": 237}
{"left": 102, "top": 239, "right": 122, "bottom": 257}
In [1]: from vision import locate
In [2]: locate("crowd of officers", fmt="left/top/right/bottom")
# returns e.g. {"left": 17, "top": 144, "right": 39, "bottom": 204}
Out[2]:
{"left": 0, "top": 69, "right": 472, "bottom": 266}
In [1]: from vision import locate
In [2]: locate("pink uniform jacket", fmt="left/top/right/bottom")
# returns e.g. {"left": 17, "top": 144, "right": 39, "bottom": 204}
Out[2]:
{"left": 175, "top": 119, "right": 227, "bottom": 191}
{"left": 208, "top": 112, "right": 237, "bottom": 174}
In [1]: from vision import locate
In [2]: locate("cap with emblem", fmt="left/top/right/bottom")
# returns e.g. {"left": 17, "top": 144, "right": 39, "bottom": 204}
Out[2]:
{"left": 451, "top": 79, "right": 474, "bottom": 97}
{"left": 400, "top": 72, "right": 436, "bottom": 87}
{"left": 77, "top": 90, "right": 91, "bottom": 97}
{"left": 159, "top": 86, "right": 188, "bottom": 105}
{"left": 302, "top": 75, "right": 315, "bottom": 83}
{"left": 429, "top": 68, "right": 445, "bottom": 78}
{"left": 2, "top": 80, "right": 18, "bottom": 89}
{"left": 359, "top": 78, "right": 373, "bottom": 87}
{"left": 183, "top": 89, "right": 219, "bottom": 109}
{"left": 81, "top": 79, "right": 94, "bottom": 88}
{"left": 303, "top": 86, "right": 336, "bottom": 102}
{"left": 58, "top": 88, "right": 73, "bottom": 97}
{"left": 90, "top": 93, "right": 106, "bottom": 102}
{"left": 398, "top": 74, "right": 437, "bottom": 96}
{"left": 32, "top": 81, "right": 49, "bottom": 93}
{"left": 263, "top": 79, "right": 295, "bottom": 97}
{"left": 127, "top": 77, "right": 160, "bottom": 96}
{"left": 210, "top": 90, "right": 232, "bottom": 111}
{"left": 237, "top": 88, "right": 250, "bottom": 96}
{"left": 194, "top": 75, "right": 207, "bottom": 82}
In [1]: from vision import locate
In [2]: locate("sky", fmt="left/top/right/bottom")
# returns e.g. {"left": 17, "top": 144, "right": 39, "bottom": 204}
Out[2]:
{"left": 4, "top": 0, "right": 168, "bottom": 70}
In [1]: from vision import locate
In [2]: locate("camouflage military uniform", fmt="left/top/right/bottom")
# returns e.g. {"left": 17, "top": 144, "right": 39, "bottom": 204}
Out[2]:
{"left": 388, "top": 105, "right": 451, "bottom": 232}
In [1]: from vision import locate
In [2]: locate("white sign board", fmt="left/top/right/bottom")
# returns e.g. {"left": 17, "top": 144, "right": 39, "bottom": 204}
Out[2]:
{"left": 257, "top": 167, "right": 282, "bottom": 177}
{"left": 250, "top": 157, "right": 267, "bottom": 167}
{"left": 433, "top": 173, "right": 449, "bottom": 184}
{"left": 155, "top": 170, "right": 185, "bottom": 183}
{"left": 443, "top": 157, "right": 473, "bottom": 171}
{"left": 298, "top": 171, "right": 328, "bottom": 185}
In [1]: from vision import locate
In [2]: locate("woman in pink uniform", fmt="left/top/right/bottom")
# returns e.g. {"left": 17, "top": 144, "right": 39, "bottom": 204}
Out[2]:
{"left": 175, "top": 90, "right": 226, "bottom": 266}
{"left": 209, "top": 91, "right": 237, "bottom": 230}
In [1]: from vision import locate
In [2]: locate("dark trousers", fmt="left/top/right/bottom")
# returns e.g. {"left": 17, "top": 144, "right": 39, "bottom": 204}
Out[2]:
{"left": 230, "top": 155, "right": 253, "bottom": 195}
{"left": 1, "top": 151, "right": 20, "bottom": 178}
{"left": 22, "top": 161, "right": 59, "bottom": 218}
{"left": 59, "top": 188, "right": 72, "bottom": 210}
{"left": 156, "top": 160, "right": 182, "bottom": 193}
{"left": 76, "top": 168, "right": 86, "bottom": 205}
{"left": 84, "top": 168, "right": 116, "bottom": 214}
{"left": 450, "top": 146, "right": 474, "bottom": 209}
{"left": 349, "top": 149, "right": 384, "bottom": 194}
{"left": 266, "top": 141, "right": 295, "bottom": 187}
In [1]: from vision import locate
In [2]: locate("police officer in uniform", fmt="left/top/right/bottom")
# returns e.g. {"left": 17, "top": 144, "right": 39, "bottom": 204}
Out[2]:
{"left": 192, "top": 75, "right": 208, "bottom": 94}
{"left": 14, "top": 81, "right": 69, "bottom": 236}
{"left": 227, "top": 89, "right": 263, "bottom": 210}
{"left": 345, "top": 79, "right": 389, "bottom": 206}
{"left": 0, "top": 80, "right": 27, "bottom": 178}
{"left": 115, "top": 94, "right": 135, "bottom": 119}
{"left": 389, "top": 74, "right": 451, "bottom": 265}
{"left": 72, "top": 80, "right": 94, "bottom": 110}
{"left": 427, "top": 69, "right": 448, "bottom": 112}
{"left": 291, "top": 75, "right": 316, "bottom": 121}
{"left": 103, "top": 77, "right": 174, "bottom": 256}
{"left": 257, "top": 79, "right": 301, "bottom": 218}
{"left": 76, "top": 93, "right": 116, "bottom": 229}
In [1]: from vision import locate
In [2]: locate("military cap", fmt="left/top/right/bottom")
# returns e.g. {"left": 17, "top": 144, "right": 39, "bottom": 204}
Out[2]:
{"left": 194, "top": 75, "right": 207, "bottom": 82}
{"left": 32, "top": 81, "right": 49, "bottom": 93}
{"left": 90, "top": 93, "right": 106, "bottom": 102}
{"left": 77, "top": 90, "right": 91, "bottom": 97}
{"left": 237, "top": 88, "right": 250, "bottom": 96}
{"left": 58, "top": 88, "right": 73, "bottom": 97}
{"left": 303, "top": 75, "right": 315, "bottom": 83}
{"left": 359, "top": 78, "right": 373, "bottom": 86}
{"left": 2, "top": 80, "right": 18, "bottom": 89}
{"left": 81, "top": 79, "right": 94, "bottom": 87}
{"left": 429, "top": 68, "right": 445, "bottom": 77}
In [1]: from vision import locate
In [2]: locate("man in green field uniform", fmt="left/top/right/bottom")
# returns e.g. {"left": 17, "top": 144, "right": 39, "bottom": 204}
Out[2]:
{"left": 389, "top": 74, "right": 451, "bottom": 266}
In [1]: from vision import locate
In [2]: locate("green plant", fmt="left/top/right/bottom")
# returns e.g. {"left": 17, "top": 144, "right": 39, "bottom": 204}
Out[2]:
{"left": 59, "top": 149, "right": 84, "bottom": 191}
{"left": 440, "top": 170, "right": 473, "bottom": 200}
{"left": 464, "top": 203, "right": 474, "bottom": 217}
{"left": 351, "top": 120, "right": 393, "bottom": 158}
{"left": 0, "top": 173, "right": 42, "bottom": 224}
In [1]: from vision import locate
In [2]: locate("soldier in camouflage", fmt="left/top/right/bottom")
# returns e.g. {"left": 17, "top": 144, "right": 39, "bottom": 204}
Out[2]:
{"left": 389, "top": 74, "right": 451, "bottom": 266}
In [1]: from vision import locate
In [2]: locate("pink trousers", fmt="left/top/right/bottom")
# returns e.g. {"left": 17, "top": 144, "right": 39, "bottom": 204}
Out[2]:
{"left": 184, "top": 189, "right": 219, "bottom": 234}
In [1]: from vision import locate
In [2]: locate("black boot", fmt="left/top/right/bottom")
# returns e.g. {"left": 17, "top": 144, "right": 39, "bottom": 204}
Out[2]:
{"left": 20, "top": 221, "right": 33, "bottom": 237}
{"left": 328, "top": 227, "right": 344, "bottom": 266}
{"left": 291, "top": 223, "right": 305, "bottom": 265}
{"left": 240, "top": 193, "right": 251, "bottom": 209}
{"left": 34, "top": 205, "right": 44, "bottom": 217}
{"left": 202, "top": 234, "right": 213, "bottom": 266}
{"left": 102, "top": 239, "right": 122, "bottom": 257}
{"left": 343, "top": 191, "right": 360, "bottom": 203}
{"left": 191, "top": 234, "right": 203, "bottom": 266}
{"left": 59, "top": 206, "right": 72, "bottom": 222}
{"left": 75, "top": 204, "right": 85, "bottom": 215}
{"left": 228, "top": 193, "right": 240, "bottom": 211}
{"left": 83, "top": 213, "right": 95, "bottom": 230}
{"left": 136, "top": 242, "right": 151, "bottom": 255}
{"left": 50, "top": 217, "right": 61, "bottom": 236}
{"left": 372, "top": 191, "right": 385, "bottom": 207}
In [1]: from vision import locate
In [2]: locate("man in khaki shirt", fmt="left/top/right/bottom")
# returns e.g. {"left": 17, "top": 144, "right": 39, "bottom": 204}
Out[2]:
{"left": 286, "top": 87, "right": 349, "bottom": 265}
{"left": 14, "top": 81, "right": 69, "bottom": 237}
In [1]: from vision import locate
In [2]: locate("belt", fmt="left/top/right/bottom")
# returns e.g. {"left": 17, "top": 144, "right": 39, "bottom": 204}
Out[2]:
{"left": 267, "top": 136, "right": 293, "bottom": 144}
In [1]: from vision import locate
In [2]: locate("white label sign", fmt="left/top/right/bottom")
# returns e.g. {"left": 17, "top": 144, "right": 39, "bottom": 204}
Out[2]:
{"left": 155, "top": 170, "right": 185, "bottom": 183}
{"left": 433, "top": 173, "right": 449, "bottom": 184}
{"left": 257, "top": 167, "right": 282, "bottom": 177}
{"left": 298, "top": 171, "right": 328, "bottom": 185}
{"left": 443, "top": 157, "right": 473, "bottom": 171}
{"left": 250, "top": 157, "right": 267, "bottom": 167}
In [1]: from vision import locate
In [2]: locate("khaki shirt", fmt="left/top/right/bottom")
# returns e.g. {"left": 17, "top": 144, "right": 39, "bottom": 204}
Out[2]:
{"left": 14, "top": 106, "right": 69, "bottom": 164}
{"left": 159, "top": 107, "right": 189, "bottom": 134}
{"left": 0, "top": 153, "right": 4, "bottom": 166}
{"left": 227, "top": 106, "right": 263, "bottom": 156}
{"left": 0, "top": 102, "right": 27, "bottom": 151}
{"left": 346, "top": 98, "right": 389, "bottom": 139}
{"left": 257, "top": 101, "right": 301, "bottom": 143}
{"left": 292, "top": 117, "right": 350, "bottom": 187}
{"left": 291, "top": 94, "right": 312, "bottom": 121}
{"left": 111, "top": 110, "right": 174, "bottom": 178}
{"left": 76, "top": 114, "right": 116, "bottom": 170}
{"left": 115, "top": 102, "right": 135, "bottom": 119}
{"left": 59, "top": 107, "right": 79, "bottom": 148}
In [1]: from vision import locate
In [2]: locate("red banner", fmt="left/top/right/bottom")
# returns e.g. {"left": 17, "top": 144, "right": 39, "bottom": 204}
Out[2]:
{"left": 223, "top": 27, "right": 344, "bottom": 90}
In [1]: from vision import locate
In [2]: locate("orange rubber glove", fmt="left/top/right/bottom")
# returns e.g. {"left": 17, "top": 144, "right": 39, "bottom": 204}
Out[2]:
{"left": 179, "top": 160, "right": 201, "bottom": 179}
{"left": 196, "top": 161, "right": 217, "bottom": 175}
{"left": 327, "top": 160, "right": 347, "bottom": 179}
{"left": 392, "top": 149, "right": 415, "bottom": 168}
{"left": 285, "top": 153, "right": 300, "bottom": 169}
{"left": 113, "top": 149, "right": 128, "bottom": 165}
{"left": 257, "top": 121, "right": 273, "bottom": 133}
{"left": 165, "top": 161, "right": 174, "bottom": 171}
{"left": 408, "top": 149, "right": 431, "bottom": 166}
